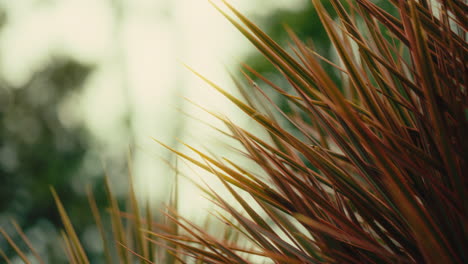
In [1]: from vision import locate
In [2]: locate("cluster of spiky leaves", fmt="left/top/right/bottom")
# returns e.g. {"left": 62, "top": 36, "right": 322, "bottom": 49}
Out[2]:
{"left": 2, "top": 0, "right": 467, "bottom": 263}
{"left": 159, "top": 0, "right": 467, "bottom": 263}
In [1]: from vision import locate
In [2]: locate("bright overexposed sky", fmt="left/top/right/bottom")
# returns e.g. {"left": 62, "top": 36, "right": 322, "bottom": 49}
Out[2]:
{"left": 0, "top": 0, "right": 306, "bottom": 216}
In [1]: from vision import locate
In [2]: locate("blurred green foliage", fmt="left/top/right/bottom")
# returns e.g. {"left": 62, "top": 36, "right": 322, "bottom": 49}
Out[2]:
{"left": 0, "top": 7, "right": 109, "bottom": 259}
{"left": 0, "top": 58, "right": 91, "bottom": 221}
{"left": 0, "top": 56, "right": 101, "bottom": 261}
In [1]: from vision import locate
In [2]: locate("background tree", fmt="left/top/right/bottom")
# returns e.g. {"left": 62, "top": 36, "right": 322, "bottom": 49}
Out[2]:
{"left": 0, "top": 7, "right": 114, "bottom": 260}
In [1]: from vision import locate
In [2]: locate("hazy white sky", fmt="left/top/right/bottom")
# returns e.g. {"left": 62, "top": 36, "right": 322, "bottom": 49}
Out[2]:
{"left": 0, "top": 0, "right": 305, "bottom": 216}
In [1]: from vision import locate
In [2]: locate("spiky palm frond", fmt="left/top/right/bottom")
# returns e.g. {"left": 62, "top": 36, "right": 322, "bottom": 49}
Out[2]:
{"left": 158, "top": 0, "right": 467, "bottom": 263}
